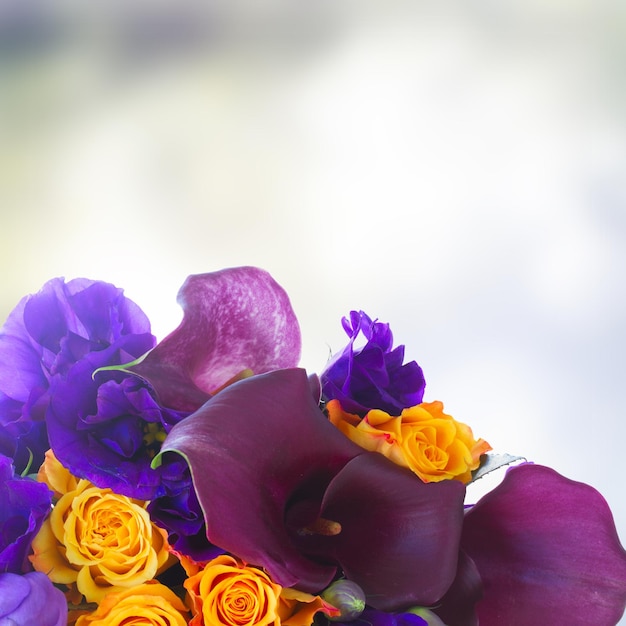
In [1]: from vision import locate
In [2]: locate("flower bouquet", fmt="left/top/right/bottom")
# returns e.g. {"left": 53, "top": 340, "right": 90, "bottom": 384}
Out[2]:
{"left": 1, "top": 266, "right": 625, "bottom": 626}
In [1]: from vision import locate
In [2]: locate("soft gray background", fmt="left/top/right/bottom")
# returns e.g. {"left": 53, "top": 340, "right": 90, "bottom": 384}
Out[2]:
{"left": 1, "top": 2, "right": 625, "bottom": 621}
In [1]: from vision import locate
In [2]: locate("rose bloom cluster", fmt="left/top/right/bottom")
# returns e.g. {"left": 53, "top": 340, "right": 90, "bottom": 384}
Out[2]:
{"left": 1, "top": 267, "right": 626, "bottom": 626}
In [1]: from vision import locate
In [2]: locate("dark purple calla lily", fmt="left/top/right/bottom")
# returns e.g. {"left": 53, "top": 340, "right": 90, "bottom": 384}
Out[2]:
{"left": 461, "top": 463, "right": 626, "bottom": 626}
{"left": 320, "top": 311, "right": 425, "bottom": 416}
{"left": 311, "top": 453, "right": 465, "bottom": 610}
{"left": 0, "top": 454, "right": 52, "bottom": 574}
{"left": 428, "top": 550, "right": 481, "bottom": 626}
{"left": 133, "top": 266, "right": 301, "bottom": 412}
{"left": 156, "top": 368, "right": 466, "bottom": 611}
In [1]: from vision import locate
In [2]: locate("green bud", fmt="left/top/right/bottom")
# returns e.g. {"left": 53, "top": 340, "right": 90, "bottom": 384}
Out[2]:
{"left": 321, "top": 579, "right": 366, "bottom": 621}
{"left": 406, "top": 607, "right": 447, "bottom": 626}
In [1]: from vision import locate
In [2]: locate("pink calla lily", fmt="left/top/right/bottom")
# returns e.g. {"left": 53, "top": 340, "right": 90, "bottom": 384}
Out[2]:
{"left": 134, "top": 266, "right": 301, "bottom": 411}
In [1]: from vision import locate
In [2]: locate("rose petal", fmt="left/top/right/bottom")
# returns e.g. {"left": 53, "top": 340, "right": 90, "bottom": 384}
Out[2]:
{"left": 133, "top": 267, "right": 301, "bottom": 411}
{"left": 462, "top": 463, "right": 626, "bottom": 626}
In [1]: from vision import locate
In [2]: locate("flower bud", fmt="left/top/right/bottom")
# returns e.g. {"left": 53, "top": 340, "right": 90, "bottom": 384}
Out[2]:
{"left": 406, "top": 606, "right": 447, "bottom": 626}
{"left": 321, "top": 579, "right": 366, "bottom": 621}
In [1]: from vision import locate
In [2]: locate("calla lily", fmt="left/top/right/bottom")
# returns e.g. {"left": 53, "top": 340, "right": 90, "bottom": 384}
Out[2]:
{"left": 156, "top": 368, "right": 466, "bottom": 612}
{"left": 133, "top": 267, "right": 301, "bottom": 411}
{"left": 461, "top": 463, "right": 626, "bottom": 626}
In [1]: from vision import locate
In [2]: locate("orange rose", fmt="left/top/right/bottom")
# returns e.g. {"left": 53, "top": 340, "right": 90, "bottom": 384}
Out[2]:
{"left": 30, "top": 476, "right": 172, "bottom": 603}
{"left": 75, "top": 581, "right": 189, "bottom": 626}
{"left": 185, "top": 555, "right": 334, "bottom": 626}
{"left": 185, "top": 554, "right": 282, "bottom": 626}
{"left": 327, "top": 399, "right": 491, "bottom": 483}
{"left": 278, "top": 587, "right": 340, "bottom": 626}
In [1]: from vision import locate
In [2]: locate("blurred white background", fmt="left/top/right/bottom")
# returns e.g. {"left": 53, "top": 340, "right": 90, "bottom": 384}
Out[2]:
{"left": 1, "top": 0, "right": 625, "bottom": 614}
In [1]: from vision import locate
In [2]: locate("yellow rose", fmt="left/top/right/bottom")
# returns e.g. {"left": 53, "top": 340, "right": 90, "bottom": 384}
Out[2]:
{"left": 37, "top": 448, "right": 79, "bottom": 499}
{"left": 30, "top": 477, "right": 172, "bottom": 603}
{"left": 185, "top": 554, "right": 282, "bottom": 626}
{"left": 75, "top": 581, "right": 189, "bottom": 626}
{"left": 327, "top": 399, "right": 491, "bottom": 483}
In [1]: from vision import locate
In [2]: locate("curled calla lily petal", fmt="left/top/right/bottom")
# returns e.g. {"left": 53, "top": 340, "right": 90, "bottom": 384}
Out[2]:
{"left": 430, "top": 550, "right": 481, "bottom": 626}
{"left": 315, "top": 453, "right": 466, "bottom": 611}
{"left": 461, "top": 463, "right": 626, "bottom": 626}
{"left": 133, "top": 267, "right": 301, "bottom": 411}
{"left": 157, "top": 368, "right": 466, "bottom": 611}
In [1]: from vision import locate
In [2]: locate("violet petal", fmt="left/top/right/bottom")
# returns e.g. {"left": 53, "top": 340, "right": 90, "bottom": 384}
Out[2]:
{"left": 320, "top": 311, "right": 425, "bottom": 416}
{"left": 462, "top": 463, "right": 626, "bottom": 626}
{"left": 0, "top": 571, "right": 67, "bottom": 625}
{"left": 0, "top": 454, "right": 53, "bottom": 574}
{"left": 133, "top": 266, "right": 301, "bottom": 411}
{"left": 317, "top": 453, "right": 466, "bottom": 611}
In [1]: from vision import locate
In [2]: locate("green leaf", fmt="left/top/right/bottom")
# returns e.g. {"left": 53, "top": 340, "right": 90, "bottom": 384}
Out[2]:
{"left": 91, "top": 350, "right": 151, "bottom": 379}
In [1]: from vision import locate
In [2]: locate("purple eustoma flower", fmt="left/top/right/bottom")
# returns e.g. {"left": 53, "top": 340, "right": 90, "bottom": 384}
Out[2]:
{"left": 0, "top": 277, "right": 154, "bottom": 473}
{"left": 0, "top": 571, "right": 67, "bottom": 626}
{"left": 317, "top": 608, "right": 428, "bottom": 626}
{"left": 320, "top": 311, "right": 425, "bottom": 416}
{"left": 0, "top": 454, "right": 52, "bottom": 574}
{"left": 147, "top": 462, "right": 225, "bottom": 562}
{"left": 45, "top": 338, "right": 188, "bottom": 500}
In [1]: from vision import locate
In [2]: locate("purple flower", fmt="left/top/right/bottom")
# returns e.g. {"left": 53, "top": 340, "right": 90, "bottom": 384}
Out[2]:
{"left": 45, "top": 338, "right": 188, "bottom": 500}
{"left": 320, "top": 311, "right": 425, "bottom": 416}
{"left": 158, "top": 368, "right": 626, "bottom": 625}
{"left": 315, "top": 608, "right": 428, "bottom": 626}
{"left": 0, "top": 571, "right": 67, "bottom": 626}
{"left": 157, "top": 368, "right": 466, "bottom": 611}
{"left": 460, "top": 463, "right": 626, "bottom": 626}
{"left": 46, "top": 267, "right": 301, "bottom": 505}
{"left": 132, "top": 266, "right": 302, "bottom": 412}
{"left": 0, "top": 277, "right": 154, "bottom": 472}
{"left": 0, "top": 454, "right": 52, "bottom": 574}
{"left": 147, "top": 462, "right": 225, "bottom": 562}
